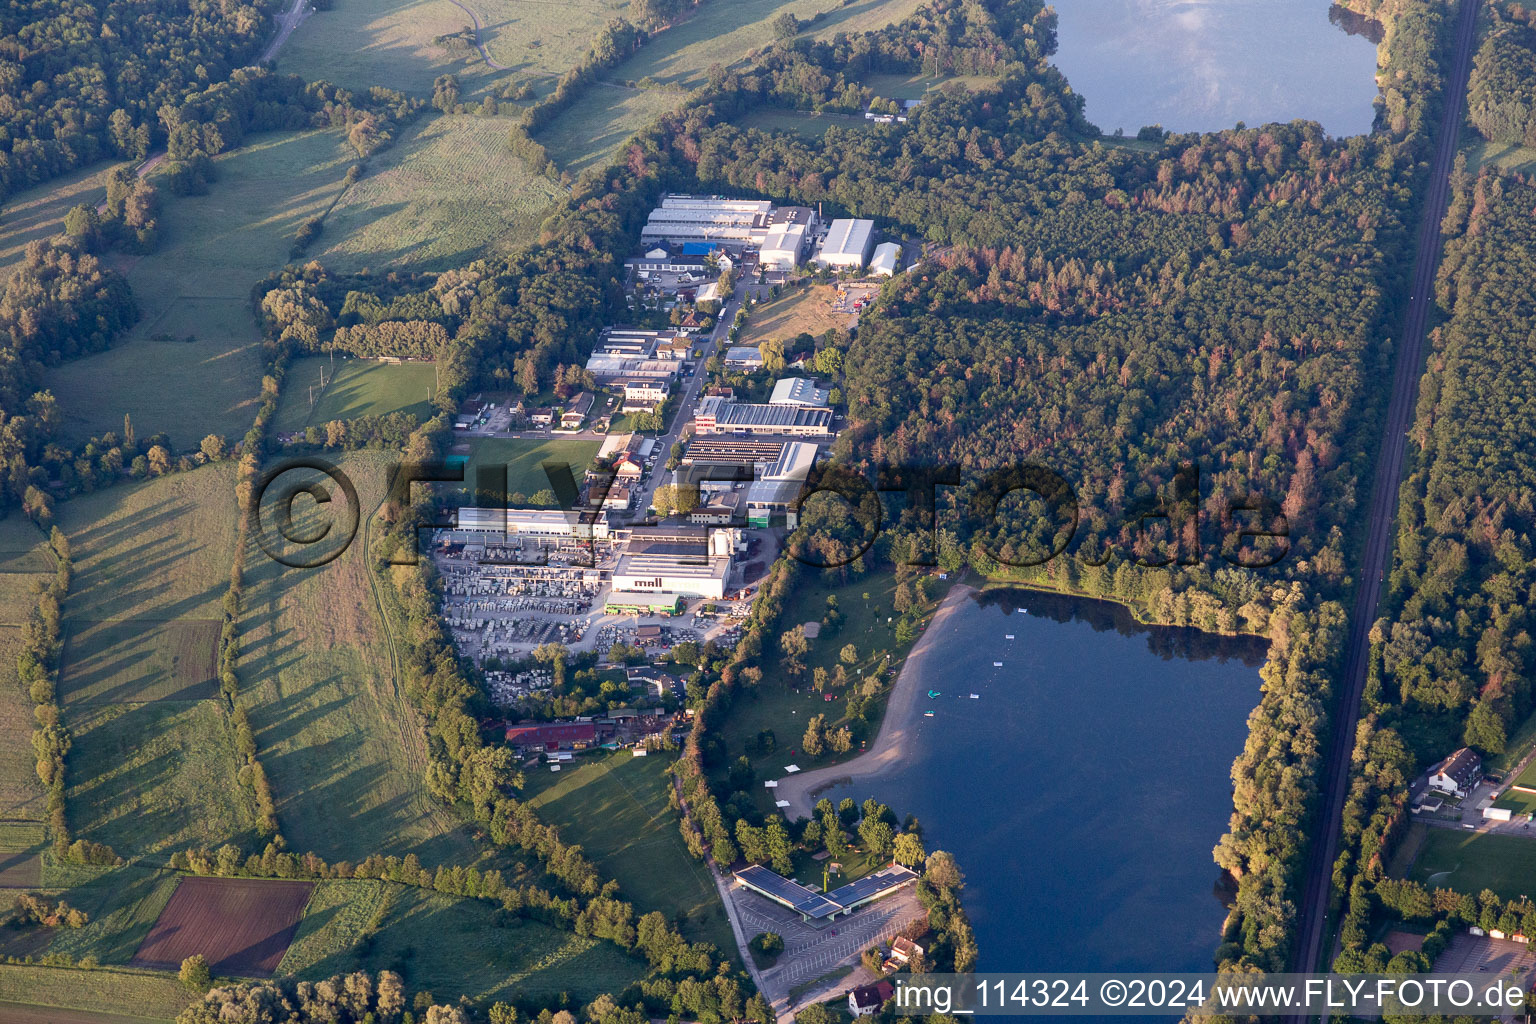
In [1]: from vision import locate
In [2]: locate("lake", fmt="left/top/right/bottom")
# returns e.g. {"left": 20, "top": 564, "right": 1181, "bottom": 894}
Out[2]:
{"left": 808, "top": 588, "right": 1266, "bottom": 973}
{"left": 1050, "top": 0, "right": 1383, "bottom": 137}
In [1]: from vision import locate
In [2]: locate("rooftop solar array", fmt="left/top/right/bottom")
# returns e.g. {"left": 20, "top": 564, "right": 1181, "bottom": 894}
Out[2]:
{"left": 826, "top": 865, "right": 920, "bottom": 908}
{"left": 735, "top": 864, "right": 841, "bottom": 919}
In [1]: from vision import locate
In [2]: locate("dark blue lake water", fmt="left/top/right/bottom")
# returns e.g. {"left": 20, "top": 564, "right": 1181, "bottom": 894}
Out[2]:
{"left": 812, "top": 588, "right": 1266, "bottom": 973}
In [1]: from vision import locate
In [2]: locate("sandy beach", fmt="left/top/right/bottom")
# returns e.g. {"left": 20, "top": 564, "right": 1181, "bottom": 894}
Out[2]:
{"left": 773, "top": 582, "right": 976, "bottom": 819}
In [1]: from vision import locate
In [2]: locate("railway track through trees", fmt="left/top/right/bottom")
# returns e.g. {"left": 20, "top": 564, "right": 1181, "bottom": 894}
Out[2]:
{"left": 1286, "top": 0, "right": 1482, "bottom": 992}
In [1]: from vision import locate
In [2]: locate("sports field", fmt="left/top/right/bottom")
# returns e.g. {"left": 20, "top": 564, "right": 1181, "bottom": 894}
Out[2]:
{"left": 525, "top": 752, "right": 733, "bottom": 951}
{"left": 1407, "top": 829, "right": 1536, "bottom": 901}
{"left": 338, "top": 885, "right": 645, "bottom": 1002}
{"left": 275, "top": 357, "right": 439, "bottom": 432}
{"left": 240, "top": 451, "right": 484, "bottom": 864}
{"left": 462, "top": 437, "right": 601, "bottom": 501}
{"left": 44, "top": 130, "right": 359, "bottom": 446}
{"left": 0, "top": 161, "right": 122, "bottom": 280}
{"left": 130, "top": 877, "right": 314, "bottom": 976}
{"left": 315, "top": 115, "right": 563, "bottom": 272}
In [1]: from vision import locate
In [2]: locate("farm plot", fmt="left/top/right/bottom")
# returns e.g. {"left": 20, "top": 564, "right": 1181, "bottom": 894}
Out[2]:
{"left": 0, "top": 626, "right": 45, "bottom": 822}
{"left": 0, "top": 965, "right": 190, "bottom": 1023}
{"left": 130, "top": 877, "right": 314, "bottom": 977}
{"left": 58, "top": 619, "right": 221, "bottom": 704}
{"left": 315, "top": 115, "right": 563, "bottom": 272}
{"left": 0, "top": 822, "right": 45, "bottom": 889}
{"left": 44, "top": 866, "right": 182, "bottom": 965}
{"left": 275, "top": 357, "right": 439, "bottom": 433}
{"left": 276, "top": 879, "right": 391, "bottom": 977}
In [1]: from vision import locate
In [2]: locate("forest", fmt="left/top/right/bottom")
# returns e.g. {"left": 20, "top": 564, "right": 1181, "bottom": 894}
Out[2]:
{"left": 1466, "top": 2, "right": 1536, "bottom": 145}
{"left": 0, "top": 0, "right": 283, "bottom": 199}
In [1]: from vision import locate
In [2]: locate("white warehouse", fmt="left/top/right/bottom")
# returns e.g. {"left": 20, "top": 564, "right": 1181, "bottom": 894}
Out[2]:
{"left": 870, "top": 242, "right": 902, "bottom": 277}
{"left": 814, "top": 219, "right": 875, "bottom": 271}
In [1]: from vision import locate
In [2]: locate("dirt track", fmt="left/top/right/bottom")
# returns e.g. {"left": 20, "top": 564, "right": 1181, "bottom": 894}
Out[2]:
{"left": 1285, "top": 0, "right": 1482, "bottom": 987}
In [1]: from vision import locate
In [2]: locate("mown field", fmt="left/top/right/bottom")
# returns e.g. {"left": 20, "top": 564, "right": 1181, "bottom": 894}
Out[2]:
{"left": 277, "top": 878, "right": 392, "bottom": 977}
{"left": 316, "top": 115, "right": 563, "bottom": 272}
{"left": 58, "top": 465, "right": 256, "bottom": 858}
{"left": 0, "top": 161, "right": 123, "bottom": 279}
{"left": 536, "top": 85, "right": 684, "bottom": 174}
{"left": 240, "top": 451, "right": 483, "bottom": 865}
{"left": 735, "top": 107, "right": 869, "bottom": 139}
{"left": 44, "top": 130, "right": 359, "bottom": 447}
{"left": 42, "top": 864, "right": 183, "bottom": 965}
{"left": 275, "top": 357, "right": 439, "bottom": 432}
{"left": 524, "top": 752, "right": 732, "bottom": 951}
{"left": 0, "top": 965, "right": 189, "bottom": 1023}
{"left": 1465, "top": 138, "right": 1536, "bottom": 174}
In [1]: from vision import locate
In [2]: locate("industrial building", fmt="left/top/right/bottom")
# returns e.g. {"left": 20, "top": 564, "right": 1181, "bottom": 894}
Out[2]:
{"left": 769, "top": 377, "right": 830, "bottom": 407}
{"left": 640, "top": 195, "right": 774, "bottom": 251}
{"left": 870, "top": 241, "right": 902, "bottom": 277}
{"left": 758, "top": 206, "right": 816, "bottom": 270}
{"left": 621, "top": 378, "right": 669, "bottom": 412}
{"left": 745, "top": 441, "right": 819, "bottom": 527}
{"left": 814, "top": 218, "right": 876, "bottom": 271}
{"left": 693, "top": 395, "right": 833, "bottom": 437}
{"left": 451, "top": 507, "right": 611, "bottom": 541}
{"left": 610, "top": 524, "right": 739, "bottom": 601}
{"left": 677, "top": 438, "right": 787, "bottom": 493}
{"left": 585, "top": 328, "right": 688, "bottom": 383}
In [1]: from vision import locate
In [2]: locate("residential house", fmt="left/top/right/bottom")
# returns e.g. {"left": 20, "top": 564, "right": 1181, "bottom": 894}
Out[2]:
{"left": 1428, "top": 747, "right": 1483, "bottom": 799}
{"left": 849, "top": 981, "right": 895, "bottom": 1017}
{"left": 561, "top": 392, "right": 594, "bottom": 429}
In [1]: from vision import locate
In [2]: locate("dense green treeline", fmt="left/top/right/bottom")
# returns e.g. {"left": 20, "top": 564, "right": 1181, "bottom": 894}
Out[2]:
{"left": 1467, "top": 2, "right": 1536, "bottom": 145}
{"left": 1330, "top": 168, "right": 1536, "bottom": 965}
{"left": 0, "top": 0, "right": 283, "bottom": 199}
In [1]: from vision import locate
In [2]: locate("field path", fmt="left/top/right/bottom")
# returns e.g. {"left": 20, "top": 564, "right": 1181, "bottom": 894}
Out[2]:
{"left": 773, "top": 583, "right": 975, "bottom": 820}
{"left": 442, "top": 0, "right": 509, "bottom": 70}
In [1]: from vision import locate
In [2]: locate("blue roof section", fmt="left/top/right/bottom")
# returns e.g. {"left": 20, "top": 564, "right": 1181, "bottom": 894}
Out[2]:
{"left": 735, "top": 864, "right": 841, "bottom": 918}
{"left": 681, "top": 241, "right": 719, "bottom": 255}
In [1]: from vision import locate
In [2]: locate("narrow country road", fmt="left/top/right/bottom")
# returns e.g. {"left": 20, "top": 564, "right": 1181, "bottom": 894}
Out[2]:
{"left": 442, "top": 0, "right": 509, "bottom": 70}
{"left": 94, "top": 0, "right": 308, "bottom": 215}
{"left": 1286, "top": 0, "right": 1481, "bottom": 989}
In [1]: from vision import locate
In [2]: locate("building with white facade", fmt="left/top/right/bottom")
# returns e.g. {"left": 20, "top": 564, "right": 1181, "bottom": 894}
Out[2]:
{"left": 769, "top": 377, "right": 830, "bottom": 407}
{"left": 585, "top": 328, "right": 688, "bottom": 383}
{"left": 639, "top": 195, "right": 774, "bottom": 251}
{"left": 870, "top": 241, "right": 902, "bottom": 277}
{"left": 610, "top": 524, "right": 738, "bottom": 600}
{"left": 745, "top": 441, "right": 819, "bottom": 527}
{"left": 814, "top": 219, "right": 875, "bottom": 270}
{"left": 452, "top": 508, "right": 611, "bottom": 541}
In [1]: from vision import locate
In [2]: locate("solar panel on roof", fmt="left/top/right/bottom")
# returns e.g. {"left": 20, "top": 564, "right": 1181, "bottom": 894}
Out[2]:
{"left": 735, "top": 864, "right": 841, "bottom": 918}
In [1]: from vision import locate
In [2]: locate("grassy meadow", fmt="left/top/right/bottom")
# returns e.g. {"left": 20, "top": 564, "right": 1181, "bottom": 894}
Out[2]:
{"left": 278, "top": 0, "right": 501, "bottom": 96}
{"left": 0, "top": 518, "right": 51, "bottom": 823}
{"left": 1464, "top": 138, "right": 1536, "bottom": 175}
{"left": 240, "top": 451, "right": 482, "bottom": 864}
{"left": 57, "top": 465, "right": 255, "bottom": 858}
{"left": 537, "top": 0, "right": 923, "bottom": 170}
{"left": 43, "top": 130, "right": 360, "bottom": 447}
{"left": 326, "top": 885, "right": 645, "bottom": 1002}
{"left": 736, "top": 108, "right": 869, "bottom": 139}
{"left": 41, "top": 865, "right": 183, "bottom": 965}
{"left": 0, "top": 161, "right": 123, "bottom": 279}
{"left": 524, "top": 752, "right": 733, "bottom": 951}
{"left": 316, "top": 115, "right": 562, "bottom": 272}
{"left": 275, "top": 357, "right": 439, "bottom": 432}
{"left": 277, "top": 879, "right": 393, "bottom": 976}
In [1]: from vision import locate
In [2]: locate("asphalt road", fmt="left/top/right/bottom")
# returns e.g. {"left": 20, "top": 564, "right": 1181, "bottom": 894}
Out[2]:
{"left": 1285, "top": 0, "right": 1481, "bottom": 991}
{"left": 629, "top": 281, "right": 753, "bottom": 517}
